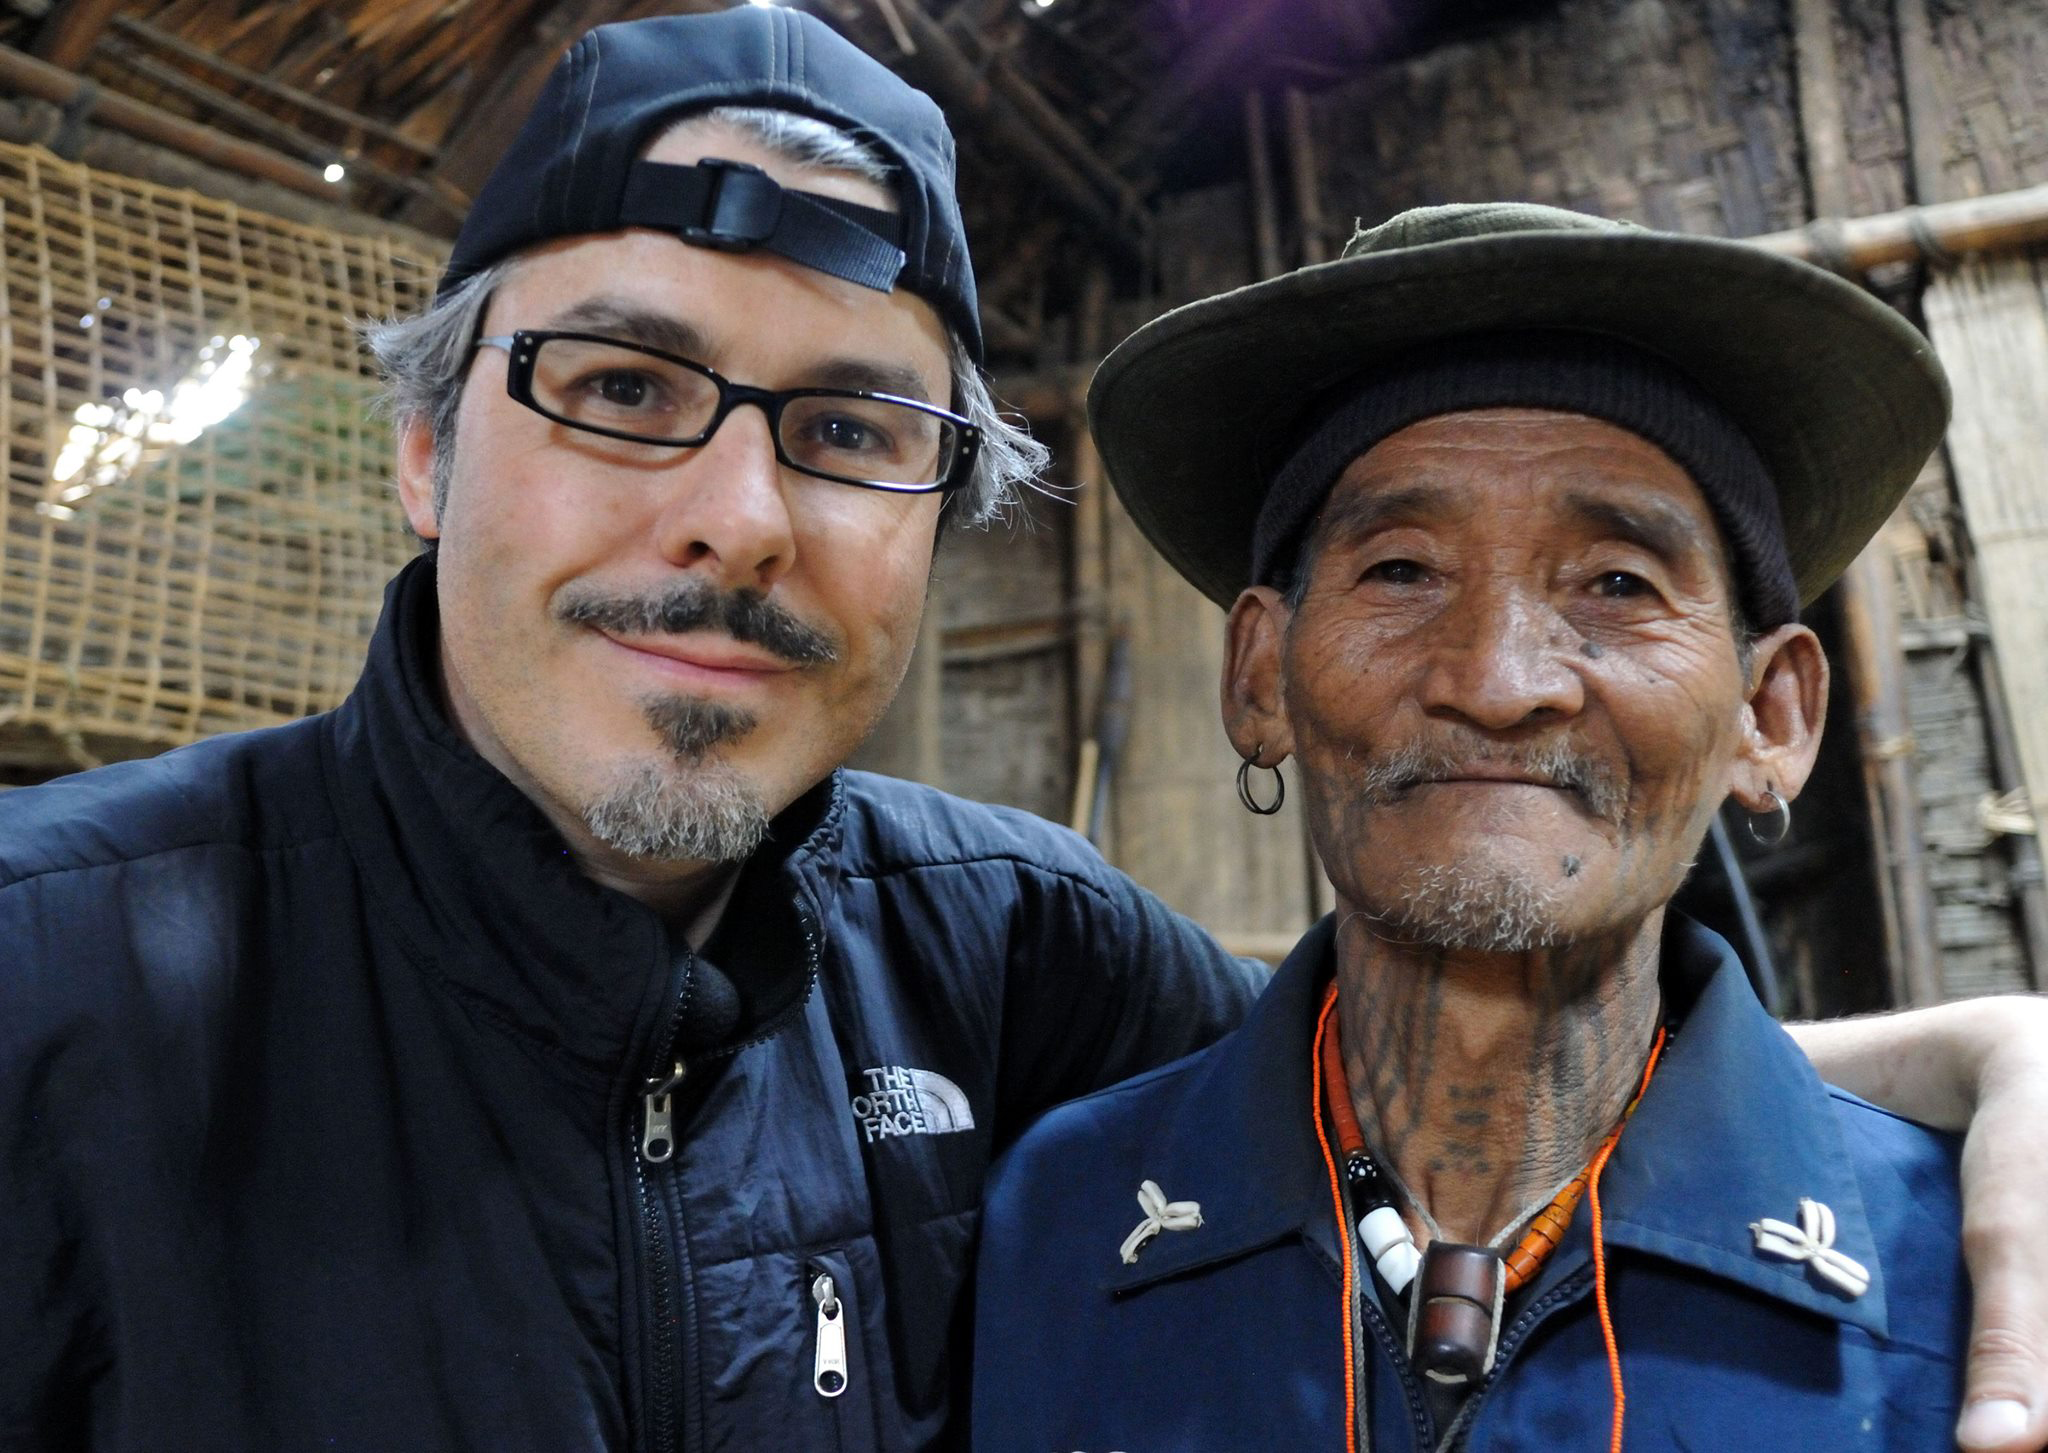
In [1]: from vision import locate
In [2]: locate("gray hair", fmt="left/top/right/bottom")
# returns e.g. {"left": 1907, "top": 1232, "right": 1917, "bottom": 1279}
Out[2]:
{"left": 361, "top": 106, "right": 1045, "bottom": 526}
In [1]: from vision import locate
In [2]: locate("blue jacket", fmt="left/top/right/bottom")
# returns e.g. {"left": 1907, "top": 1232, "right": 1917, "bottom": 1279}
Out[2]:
{"left": 0, "top": 556, "right": 1263, "bottom": 1453}
{"left": 974, "top": 916, "right": 1966, "bottom": 1452}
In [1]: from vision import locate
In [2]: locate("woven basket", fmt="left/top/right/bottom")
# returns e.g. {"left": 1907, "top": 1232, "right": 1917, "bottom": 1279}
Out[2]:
{"left": 0, "top": 140, "right": 444, "bottom": 770}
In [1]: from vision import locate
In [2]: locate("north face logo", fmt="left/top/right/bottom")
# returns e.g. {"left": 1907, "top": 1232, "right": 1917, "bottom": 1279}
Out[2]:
{"left": 850, "top": 1066, "right": 975, "bottom": 1143}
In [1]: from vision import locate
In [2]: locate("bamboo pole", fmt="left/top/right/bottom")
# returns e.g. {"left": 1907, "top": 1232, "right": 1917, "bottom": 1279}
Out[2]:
{"left": 0, "top": 44, "right": 341, "bottom": 200}
{"left": 1747, "top": 183, "right": 2048, "bottom": 270}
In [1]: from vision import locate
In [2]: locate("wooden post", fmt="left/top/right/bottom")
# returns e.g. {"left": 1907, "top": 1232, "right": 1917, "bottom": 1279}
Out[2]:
{"left": 1891, "top": 0, "right": 1946, "bottom": 207}
{"left": 1791, "top": 0, "right": 1852, "bottom": 219}
{"left": 1243, "top": 91, "right": 1285, "bottom": 281}
{"left": 1837, "top": 553, "right": 1947, "bottom": 1005}
{"left": 1281, "top": 86, "right": 1329, "bottom": 266}
{"left": 1068, "top": 262, "right": 1114, "bottom": 853}
{"left": 1972, "top": 646, "right": 2048, "bottom": 990}
{"left": 1791, "top": 0, "right": 1945, "bottom": 1004}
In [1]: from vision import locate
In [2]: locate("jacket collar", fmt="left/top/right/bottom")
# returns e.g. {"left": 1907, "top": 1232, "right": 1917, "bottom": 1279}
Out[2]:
{"left": 323, "top": 555, "right": 846, "bottom": 1076}
{"left": 1104, "top": 913, "right": 1888, "bottom": 1338}
{"left": 1586, "top": 916, "right": 1888, "bottom": 1336}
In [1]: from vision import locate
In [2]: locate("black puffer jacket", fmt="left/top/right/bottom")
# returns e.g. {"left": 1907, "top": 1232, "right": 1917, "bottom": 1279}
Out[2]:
{"left": 0, "top": 557, "right": 1262, "bottom": 1452}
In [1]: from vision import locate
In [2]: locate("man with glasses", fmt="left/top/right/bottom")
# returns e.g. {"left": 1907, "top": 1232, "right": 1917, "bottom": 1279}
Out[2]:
{"left": 2, "top": 10, "right": 2046, "bottom": 1453}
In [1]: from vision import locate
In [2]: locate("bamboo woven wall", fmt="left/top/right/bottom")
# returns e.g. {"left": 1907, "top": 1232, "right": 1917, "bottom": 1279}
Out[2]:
{"left": 0, "top": 140, "right": 441, "bottom": 768}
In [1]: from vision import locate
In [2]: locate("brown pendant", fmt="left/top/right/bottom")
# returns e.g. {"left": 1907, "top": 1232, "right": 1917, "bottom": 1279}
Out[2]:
{"left": 1406, "top": 1242, "right": 1506, "bottom": 1387}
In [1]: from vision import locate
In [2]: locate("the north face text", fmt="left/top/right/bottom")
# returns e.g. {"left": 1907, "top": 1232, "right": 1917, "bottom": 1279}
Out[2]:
{"left": 850, "top": 1066, "right": 975, "bottom": 1143}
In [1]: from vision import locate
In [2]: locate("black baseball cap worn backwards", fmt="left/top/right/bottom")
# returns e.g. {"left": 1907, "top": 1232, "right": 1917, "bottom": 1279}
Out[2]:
{"left": 439, "top": 7, "right": 983, "bottom": 361}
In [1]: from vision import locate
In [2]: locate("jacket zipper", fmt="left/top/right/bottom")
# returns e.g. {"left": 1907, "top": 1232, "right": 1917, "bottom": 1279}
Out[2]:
{"left": 626, "top": 900, "right": 826, "bottom": 1452}
{"left": 632, "top": 985, "right": 694, "bottom": 1452}
{"left": 810, "top": 1269, "right": 850, "bottom": 1398}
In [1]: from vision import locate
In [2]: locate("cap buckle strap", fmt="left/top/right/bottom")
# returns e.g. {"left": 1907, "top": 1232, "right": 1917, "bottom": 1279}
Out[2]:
{"left": 678, "top": 157, "right": 783, "bottom": 252}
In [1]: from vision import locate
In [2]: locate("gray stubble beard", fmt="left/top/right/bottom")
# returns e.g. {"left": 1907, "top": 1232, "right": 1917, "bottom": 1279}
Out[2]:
{"left": 1344, "top": 736, "right": 1628, "bottom": 953}
{"left": 1376, "top": 860, "right": 1568, "bottom": 953}
{"left": 580, "top": 697, "right": 772, "bottom": 863}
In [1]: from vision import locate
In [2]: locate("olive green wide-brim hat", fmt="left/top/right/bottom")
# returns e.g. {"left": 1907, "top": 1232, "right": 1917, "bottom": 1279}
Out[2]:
{"left": 1089, "top": 203, "right": 1952, "bottom": 610}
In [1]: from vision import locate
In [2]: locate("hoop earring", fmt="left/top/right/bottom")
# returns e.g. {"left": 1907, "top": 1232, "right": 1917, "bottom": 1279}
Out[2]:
{"left": 1236, "top": 747, "right": 1285, "bottom": 816}
{"left": 1746, "top": 787, "right": 1791, "bottom": 847}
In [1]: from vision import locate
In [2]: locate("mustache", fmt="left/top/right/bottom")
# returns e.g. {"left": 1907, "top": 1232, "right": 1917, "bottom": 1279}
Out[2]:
{"left": 555, "top": 580, "right": 840, "bottom": 667}
{"left": 1351, "top": 735, "right": 1629, "bottom": 823}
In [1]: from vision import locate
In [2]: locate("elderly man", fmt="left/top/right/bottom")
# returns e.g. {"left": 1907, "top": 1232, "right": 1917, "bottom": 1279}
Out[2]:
{"left": 0, "top": 23, "right": 2043, "bottom": 1452}
{"left": 974, "top": 204, "right": 2029, "bottom": 1451}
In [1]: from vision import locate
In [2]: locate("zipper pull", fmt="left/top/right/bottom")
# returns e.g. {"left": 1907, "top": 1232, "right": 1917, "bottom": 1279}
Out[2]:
{"left": 811, "top": 1273, "right": 848, "bottom": 1398}
{"left": 641, "top": 1060, "right": 685, "bottom": 1163}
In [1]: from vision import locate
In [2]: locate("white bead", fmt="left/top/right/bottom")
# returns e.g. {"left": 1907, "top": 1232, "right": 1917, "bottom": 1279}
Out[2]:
{"left": 1358, "top": 1205, "right": 1412, "bottom": 1261}
{"left": 1376, "top": 1239, "right": 1422, "bottom": 1294}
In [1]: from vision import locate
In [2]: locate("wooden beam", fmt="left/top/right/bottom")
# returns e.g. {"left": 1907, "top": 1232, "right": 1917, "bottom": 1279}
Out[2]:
{"left": 983, "top": 57, "right": 1148, "bottom": 235}
{"left": 108, "top": 14, "right": 440, "bottom": 161}
{"left": 1747, "top": 182, "right": 2048, "bottom": 271}
{"left": 99, "top": 38, "right": 456, "bottom": 219}
{"left": 30, "top": 0, "right": 123, "bottom": 70}
{"left": 889, "top": 0, "right": 1143, "bottom": 266}
{"left": 0, "top": 44, "right": 340, "bottom": 201}
{"left": 397, "top": 0, "right": 639, "bottom": 226}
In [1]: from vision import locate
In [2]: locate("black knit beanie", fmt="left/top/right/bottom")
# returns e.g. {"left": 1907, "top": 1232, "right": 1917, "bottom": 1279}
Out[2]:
{"left": 1251, "top": 333, "right": 1799, "bottom": 628}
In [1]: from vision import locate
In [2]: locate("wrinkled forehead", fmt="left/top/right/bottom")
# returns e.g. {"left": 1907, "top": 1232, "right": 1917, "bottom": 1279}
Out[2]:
{"left": 1307, "top": 408, "right": 1734, "bottom": 574}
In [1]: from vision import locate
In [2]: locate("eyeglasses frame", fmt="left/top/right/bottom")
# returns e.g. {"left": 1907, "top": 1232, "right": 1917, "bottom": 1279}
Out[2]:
{"left": 473, "top": 329, "right": 981, "bottom": 495}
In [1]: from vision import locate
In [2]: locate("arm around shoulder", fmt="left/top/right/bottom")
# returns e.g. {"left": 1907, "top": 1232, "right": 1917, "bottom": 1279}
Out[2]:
{"left": 1789, "top": 995, "right": 2048, "bottom": 1452}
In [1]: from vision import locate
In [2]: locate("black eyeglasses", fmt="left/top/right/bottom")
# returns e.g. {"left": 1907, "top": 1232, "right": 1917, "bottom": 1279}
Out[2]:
{"left": 474, "top": 330, "right": 979, "bottom": 494}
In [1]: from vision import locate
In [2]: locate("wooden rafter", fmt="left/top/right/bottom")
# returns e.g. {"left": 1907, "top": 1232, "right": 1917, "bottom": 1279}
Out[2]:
{"left": 395, "top": 0, "right": 647, "bottom": 225}
{"left": 30, "top": 0, "right": 125, "bottom": 68}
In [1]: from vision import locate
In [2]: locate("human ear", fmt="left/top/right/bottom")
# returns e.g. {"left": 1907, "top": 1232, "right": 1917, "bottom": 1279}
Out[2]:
{"left": 1729, "top": 622, "right": 1829, "bottom": 809}
{"left": 1222, "top": 586, "right": 1296, "bottom": 766}
{"left": 394, "top": 416, "right": 443, "bottom": 541}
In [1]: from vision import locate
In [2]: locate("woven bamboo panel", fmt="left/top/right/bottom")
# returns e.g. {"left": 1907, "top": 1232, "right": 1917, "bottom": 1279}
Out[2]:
{"left": 0, "top": 140, "right": 443, "bottom": 766}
